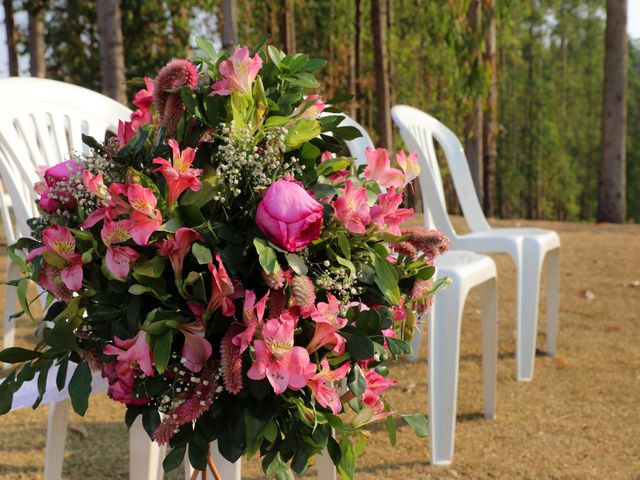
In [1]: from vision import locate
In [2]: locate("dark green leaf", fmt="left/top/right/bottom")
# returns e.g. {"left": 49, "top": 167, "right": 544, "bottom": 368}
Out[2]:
{"left": 68, "top": 361, "right": 92, "bottom": 416}
{"left": 337, "top": 437, "right": 356, "bottom": 480}
{"left": 153, "top": 330, "right": 173, "bottom": 374}
{"left": 347, "top": 363, "right": 366, "bottom": 396}
{"left": 163, "top": 446, "right": 186, "bottom": 472}
{"left": 386, "top": 337, "right": 412, "bottom": 356}
{"left": 142, "top": 409, "right": 161, "bottom": 438}
{"left": 345, "top": 333, "right": 375, "bottom": 360}
{"left": 192, "top": 243, "right": 213, "bottom": 265}
{"left": 0, "top": 347, "right": 41, "bottom": 363}
{"left": 400, "top": 413, "right": 429, "bottom": 438}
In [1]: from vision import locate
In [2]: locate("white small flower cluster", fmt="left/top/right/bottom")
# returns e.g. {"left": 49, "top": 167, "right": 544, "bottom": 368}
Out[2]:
{"left": 315, "top": 267, "right": 362, "bottom": 303}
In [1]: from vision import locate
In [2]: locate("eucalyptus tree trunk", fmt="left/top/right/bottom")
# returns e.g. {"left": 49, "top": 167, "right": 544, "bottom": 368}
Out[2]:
{"left": 97, "top": 0, "right": 126, "bottom": 103}
{"left": 354, "top": 0, "right": 363, "bottom": 123}
{"left": 27, "top": 0, "right": 46, "bottom": 78}
{"left": 482, "top": 0, "right": 497, "bottom": 217}
{"left": 371, "top": 0, "right": 392, "bottom": 148}
{"left": 222, "top": 0, "right": 237, "bottom": 51}
{"left": 280, "top": 0, "right": 295, "bottom": 54}
{"left": 597, "top": 0, "right": 627, "bottom": 223}
{"left": 465, "top": 0, "right": 483, "bottom": 205}
{"left": 3, "top": 0, "right": 19, "bottom": 76}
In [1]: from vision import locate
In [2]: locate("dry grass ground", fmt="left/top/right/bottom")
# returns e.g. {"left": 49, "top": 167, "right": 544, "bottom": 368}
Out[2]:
{"left": 0, "top": 218, "right": 639, "bottom": 479}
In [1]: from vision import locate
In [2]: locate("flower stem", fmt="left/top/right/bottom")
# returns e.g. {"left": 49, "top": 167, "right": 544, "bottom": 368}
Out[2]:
{"left": 207, "top": 453, "right": 222, "bottom": 480}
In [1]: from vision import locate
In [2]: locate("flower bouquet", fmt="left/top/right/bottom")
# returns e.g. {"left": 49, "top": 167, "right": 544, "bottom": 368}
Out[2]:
{"left": 0, "top": 39, "right": 449, "bottom": 478}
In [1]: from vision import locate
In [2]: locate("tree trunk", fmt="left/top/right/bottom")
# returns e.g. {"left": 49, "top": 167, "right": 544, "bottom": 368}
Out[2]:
{"left": 27, "top": 0, "right": 46, "bottom": 78}
{"left": 482, "top": 0, "right": 497, "bottom": 217}
{"left": 354, "top": 0, "right": 362, "bottom": 123}
{"left": 371, "top": 0, "right": 392, "bottom": 148}
{"left": 3, "top": 0, "right": 19, "bottom": 76}
{"left": 597, "top": 0, "right": 627, "bottom": 223}
{"left": 465, "top": 0, "right": 483, "bottom": 205}
{"left": 97, "top": 0, "right": 126, "bottom": 103}
{"left": 280, "top": 0, "right": 295, "bottom": 54}
{"left": 222, "top": 0, "right": 237, "bottom": 51}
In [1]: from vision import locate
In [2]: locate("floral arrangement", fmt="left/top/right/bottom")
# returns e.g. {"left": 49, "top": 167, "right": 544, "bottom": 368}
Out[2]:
{"left": 0, "top": 39, "right": 448, "bottom": 478}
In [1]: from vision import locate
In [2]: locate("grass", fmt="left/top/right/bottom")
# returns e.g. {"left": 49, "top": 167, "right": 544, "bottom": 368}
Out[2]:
{"left": 1, "top": 218, "right": 639, "bottom": 479}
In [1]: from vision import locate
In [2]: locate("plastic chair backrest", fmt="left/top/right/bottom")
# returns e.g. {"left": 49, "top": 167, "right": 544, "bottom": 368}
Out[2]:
{"left": 0, "top": 77, "right": 131, "bottom": 238}
{"left": 391, "top": 105, "right": 491, "bottom": 238}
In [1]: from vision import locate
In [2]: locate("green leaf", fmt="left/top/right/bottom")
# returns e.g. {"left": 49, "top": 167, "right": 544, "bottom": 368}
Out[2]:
{"left": 386, "top": 337, "right": 412, "bottom": 356}
{"left": 253, "top": 238, "right": 278, "bottom": 273}
{"left": 300, "top": 142, "right": 321, "bottom": 161}
{"left": 385, "top": 411, "right": 397, "bottom": 446}
{"left": 263, "top": 419, "right": 278, "bottom": 443}
{"left": 373, "top": 253, "right": 401, "bottom": 305}
{"left": 316, "top": 158, "right": 352, "bottom": 177}
{"left": 153, "top": 330, "right": 173, "bottom": 374}
{"left": 245, "top": 409, "right": 267, "bottom": 459}
{"left": 43, "top": 320, "right": 79, "bottom": 351}
{"left": 133, "top": 256, "right": 166, "bottom": 278}
{"left": 56, "top": 355, "right": 70, "bottom": 391}
{"left": 337, "top": 437, "right": 356, "bottom": 480}
{"left": 311, "top": 183, "right": 337, "bottom": 199}
{"left": 68, "top": 361, "right": 92, "bottom": 416}
{"left": 345, "top": 333, "right": 375, "bottom": 360}
{"left": 285, "top": 119, "right": 321, "bottom": 149}
{"left": 333, "top": 125, "right": 363, "bottom": 141}
{"left": 191, "top": 243, "right": 213, "bottom": 265}
{"left": 195, "top": 36, "right": 217, "bottom": 59}
{"left": 163, "top": 446, "right": 186, "bottom": 472}
{"left": 347, "top": 363, "right": 365, "bottom": 396}
{"left": 337, "top": 233, "right": 351, "bottom": 260}
{"left": 267, "top": 45, "right": 285, "bottom": 68}
{"left": 285, "top": 253, "right": 308, "bottom": 276}
{"left": 265, "top": 115, "right": 290, "bottom": 127}
{"left": 34, "top": 361, "right": 52, "bottom": 408}
{"left": 400, "top": 414, "right": 429, "bottom": 438}
{"left": 0, "top": 347, "right": 41, "bottom": 363}
{"left": 16, "top": 278, "right": 36, "bottom": 322}
{"left": 143, "top": 409, "right": 161, "bottom": 438}
{"left": 265, "top": 453, "right": 294, "bottom": 480}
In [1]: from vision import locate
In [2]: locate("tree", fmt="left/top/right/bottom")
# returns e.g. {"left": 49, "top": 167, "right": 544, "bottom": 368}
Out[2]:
{"left": 280, "top": 0, "right": 295, "bottom": 54}
{"left": 371, "top": 0, "right": 391, "bottom": 148}
{"left": 597, "top": 0, "right": 628, "bottom": 223}
{"left": 483, "top": 0, "right": 497, "bottom": 216}
{"left": 97, "top": 0, "right": 126, "bottom": 103}
{"left": 221, "top": 0, "right": 237, "bottom": 51}
{"left": 354, "top": 0, "right": 362, "bottom": 123}
{"left": 27, "top": 0, "right": 46, "bottom": 77}
{"left": 3, "top": 0, "right": 19, "bottom": 76}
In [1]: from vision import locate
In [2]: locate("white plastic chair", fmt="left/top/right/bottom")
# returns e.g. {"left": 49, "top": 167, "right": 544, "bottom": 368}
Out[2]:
{"left": 391, "top": 105, "right": 561, "bottom": 382}
{"left": 0, "top": 77, "right": 166, "bottom": 480}
{"left": 332, "top": 114, "right": 498, "bottom": 467}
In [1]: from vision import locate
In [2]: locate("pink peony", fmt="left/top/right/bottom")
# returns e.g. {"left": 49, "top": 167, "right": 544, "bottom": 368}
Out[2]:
{"left": 36, "top": 159, "right": 82, "bottom": 213}
{"left": 255, "top": 179, "right": 324, "bottom": 252}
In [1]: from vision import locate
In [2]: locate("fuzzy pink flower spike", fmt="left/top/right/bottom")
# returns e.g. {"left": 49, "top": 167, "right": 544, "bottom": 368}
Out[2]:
{"left": 153, "top": 59, "right": 199, "bottom": 136}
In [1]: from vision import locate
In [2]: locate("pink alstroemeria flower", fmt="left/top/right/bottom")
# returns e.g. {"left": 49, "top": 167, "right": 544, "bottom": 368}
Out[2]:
{"left": 352, "top": 399, "right": 395, "bottom": 428}
{"left": 101, "top": 219, "right": 139, "bottom": 281}
{"left": 232, "top": 289, "right": 269, "bottom": 354}
{"left": 362, "top": 368, "right": 397, "bottom": 406}
{"left": 81, "top": 182, "right": 133, "bottom": 229}
{"left": 158, "top": 227, "right": 203, "bottom": 277}
{"left": 395, "top": 150, "right": 420, "bottom": 183}
{"left": 307, "top": 359, "right": 351, "bottom": 414}
{"left": 103, "top": 330, "right": 155, "bottom": 377}
{"left": 247, "top": 313, "right": 316, "bottom": 395}
{"left": 207, "top": 254, "right": 236, "bottom": 316}
{"left": 320, "top": 150, "right": 349, "bottom": 185}
{"left": 363, "top": 147, "right": 405, "bottom": 189}
{"left": 179, "top": 305, "right": 213, "bottom": 373}
{"left": 26, "top": 225, "right": 83, "bottom": 292}
{"left": 127, "top": 184, "right": 163, "bottom": 245}
{"left": 294, "top": 95, "right": 326, "bottom": 120}
{"left": 117, "top": 119, "right": 136, "bottom": 146}
{"left": 370, "top": 188, "right": 414, "bottom": 236}
{"left": 333, "top": 180, "right": 371, "bottom": 234}
{"left": 307, "top": 293, "right": 348, "bottom": 355}
{"left": 131, "top": 77, "right": 154, "bottom": 128}
{"left": 210, "top": 46, "right": 263, "bottom": 96}
{"left": 152, "top": 139, "right": 203, "bottom": 206}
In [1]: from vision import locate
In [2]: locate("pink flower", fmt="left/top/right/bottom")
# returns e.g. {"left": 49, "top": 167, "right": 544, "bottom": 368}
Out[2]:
{"left": 101, "top": 218, "right": 139, "bottom": 281}
{"left": 117, "top": 119, "right": 136, "bottom": 146}
{"left": 320, "top": 151, "right": 349, "bottom": 185}
{"left": 207, "top": 254, "right": 236, "bottom": 316}
{"left": 210, "top": 46, "right": 263, "bottom": 96}
{"left": 307, "top": 359, "right": 350, "bottom": 414}
{"left": 127, "top": 184, "right": 163, "bottom": 245}
{"left": 26, "top": 225, "right": 83, "bottom": 292}
{"left": 232, "top": 290, "right": 269, "bottom": 354}
{"left": 333, "top": 180, "right": 371, "bottom": 234}
{"left": 370, "top": 188, "right": 414, "bottom": 235}
{"left": 255, "top": 179, "right": 324, "bottom": 252}
{"left": 396, "top": 150, "right": 420, "bottom": 183}
{"left": 103, "top": 331, "right": 155, "bottom": 377}
{"left": 154, "top": 59, "right": 199, "bottom": 135}
{"left": 81, "top": 182, "right": 132, "bottom": 229}
{"left": 363, "top": 147, "right": 404, "bottom": 189}
{"left": 307, "top": 294, "right": 348, "bottom": 355}
{"left": 294, "top": 95, "right": 325, "bottom": 120}
{"left": 179, "top": 319, "right": 212, "bottom": 373}
{"left": 153, "top": 139, "right": 203, "bottom": 206}
{"left": 247, "top": 313, "right": 316, "bottom": 395}
{"left": 362, "top": 368, "right": 397, "bottom": 406}
{"left": 36, "top": 159, "right": 83, "bottom": 213}
{"left": 353, "top": 399, "right": 394, "bottom": 427}
{"left": 131, "top": 77, "right": 155, "bottom": 128}
{"left": 101, "top": 361, "right": 148, "bottom": 406}
{"left": 158, "top": 227, "right": 203, "bottom": 277}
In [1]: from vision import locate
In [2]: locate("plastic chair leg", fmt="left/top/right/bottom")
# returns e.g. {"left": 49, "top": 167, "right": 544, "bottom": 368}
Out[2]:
{"left": 428, "top": 283, "right": 465, "bottom": 466}
{"left": 516, "top": 243, "right": 544, "bottom": 382}
{"left": 44, "top": 398, "right": 70, "bottom": 480}
{"left": 129, "top": 418, "right": 164, "bottom": 480}
{"left": 480, "top": 278, "right": 497, "bottom": 420}
{"left": 185, "top": 442, "right": 241, "bottom": 480}
{"left": 317, "top": 447, "right": 337, "bottom": 480}
{"left": 545, "top": 248, "right": 561, "bottom": 356}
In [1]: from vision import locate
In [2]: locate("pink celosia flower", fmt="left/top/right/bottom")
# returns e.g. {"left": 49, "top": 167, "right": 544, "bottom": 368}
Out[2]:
{"left": 411, "top": 278, "right": 434, "bottom": 315}
{"left": 158, "top": 227, "right": 203, "bottom": 277}
{"left": 307, "top": 294, "right": 348, "bottom": 355}
{"left": 255, "top": 179, "right": 324, "bottom": 252}
{"left": 153, "top": 139, "right": 203, "bottom": 206}
{"left": 207, "top": 254, "right": 236, "bottom": 316}
{"left": 402, "top": 227, "right": 449, "bottom": 263}
{"left": 307, "top": 359, "right": 351, "bottom": 414}
{"left": 390, "top": 241, "right": 418, "bottom": 258}
{"left": 26, "top": 225, "right": 83, "bottom": 292}
{"left": 370, "top": 187, "right": 414, "bottom": 236}
{"left": 232, "top": 289, "right": 269, "bottom": 353}
{"left": 103, "top": 331, "right": 154, "bottom": 377}
{"left": 220, "top": 325, "right": 243, "bottom": 394}
{"left": 362, "top": 368, "right": 397, "bottom": 406}
{"left": 395, "top": 150, "right": 420, "bottom": 183}
{"left": 154, "top": 59, "right": 199, "bottom": 135}
{"left": 333, "top": 180, "right": 371, "bottom": 234}
{"left": 363, "top": 147, "right": 405, "bottom": 189}
{"left": 247, "top": 313, "right": 316, "bottom": 395}
{"left": 210, "top": 46, "right": 263, "bottom": 96}
{"left": 290, "top": 275, "right": 316, "bottom": 314}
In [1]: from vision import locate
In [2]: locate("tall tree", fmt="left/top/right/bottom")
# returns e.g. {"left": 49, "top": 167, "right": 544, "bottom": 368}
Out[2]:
{"left": 27, "top": 0, "right": 46, "bottom": 77}
{"left": 280, "top": 0, "right": 295, "bottom": 54}
{"left": 221, "top": 0, "right": 237, "bottom": 51}
{"left": 97, "top": 0, "right": 126, "bottom": 103}
{"left": 597, "top": 0, "right": 628, "bottom": 223}
{"left": 3, "top": 0, "right": 19, "bottom": 76}
{"left": 354, "top": 0, "right": 362, "bottom": 123}
{"left": 464, "top": 0, "right": 484, "bottom": 205}
{"left": 482, "top": 0, "right": 497, "bottom": 216}
{"left": 371, "top": 0, "right": 392, "bottom": 148}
